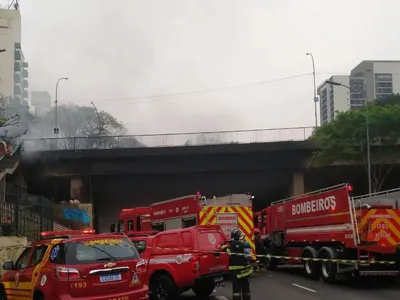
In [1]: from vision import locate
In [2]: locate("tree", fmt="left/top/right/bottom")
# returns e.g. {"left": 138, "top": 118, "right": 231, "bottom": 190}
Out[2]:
{"left": 311, "top": 101, "right": 400, "bottom": 192}
{"left": 33, "top": 104, "right": 129, "bottom": 149}
{"left": 0, "top": 94, "right": 32, "bottom": 143}
{"left": 376, "top": 93, "right": 400, "bottom": 106}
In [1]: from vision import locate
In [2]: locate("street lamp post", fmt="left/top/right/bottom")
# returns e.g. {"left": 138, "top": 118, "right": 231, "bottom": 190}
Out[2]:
{"left": 325, "top": 80, "right": 372, "bottom": 194}
{"left": 54, "top": 77, "right": 68, "bottom": 135}
{"left": 306, "top": 53, "right": 318, "bottom": 128}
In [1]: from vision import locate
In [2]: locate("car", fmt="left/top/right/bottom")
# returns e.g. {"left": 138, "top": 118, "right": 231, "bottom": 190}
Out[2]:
{"left": 0, "top": 230, "right": 149, "bottom": 300}
{"left": 130, "top": 225, "right": 229, "bottom": 300}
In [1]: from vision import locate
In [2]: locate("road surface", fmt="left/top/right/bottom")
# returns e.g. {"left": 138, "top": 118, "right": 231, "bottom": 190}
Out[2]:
{"left": 180, "top": 267, "right": 400, "bottom": 299}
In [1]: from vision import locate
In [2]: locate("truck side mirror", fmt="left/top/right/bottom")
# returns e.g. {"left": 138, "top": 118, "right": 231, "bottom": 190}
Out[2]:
{"left": 133, "top": 241, "right": 146, "bottom": 254}
{"left": 3, "top": 261, "right": 14, "bottom": 271}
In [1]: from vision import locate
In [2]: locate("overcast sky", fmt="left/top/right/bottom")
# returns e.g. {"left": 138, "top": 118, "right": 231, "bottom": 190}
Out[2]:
{"left": 11, "top": 0, "right": 400, "bottom": 134}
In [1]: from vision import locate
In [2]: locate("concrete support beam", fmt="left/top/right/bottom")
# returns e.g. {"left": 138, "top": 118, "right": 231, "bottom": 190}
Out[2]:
{"left": 291, "top": 171, "right": 305, "bottom": 196}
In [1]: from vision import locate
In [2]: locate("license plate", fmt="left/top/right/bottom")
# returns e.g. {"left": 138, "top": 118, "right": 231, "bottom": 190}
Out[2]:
{"left": 213, "top": 276, "right": 224, "bottom": 283}
{"left": 100, "top": 273, "right": 122, "bottom": 283}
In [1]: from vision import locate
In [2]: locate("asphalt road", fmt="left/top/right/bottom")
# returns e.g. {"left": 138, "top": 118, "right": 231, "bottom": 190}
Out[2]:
{"left": 179, "top": 266, "right": 400, "bottom": 300}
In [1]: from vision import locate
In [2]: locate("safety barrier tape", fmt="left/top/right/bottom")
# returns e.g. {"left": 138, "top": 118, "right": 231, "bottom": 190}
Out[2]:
{"left": 143, "top": 245, "right": 398, "bottom": 265}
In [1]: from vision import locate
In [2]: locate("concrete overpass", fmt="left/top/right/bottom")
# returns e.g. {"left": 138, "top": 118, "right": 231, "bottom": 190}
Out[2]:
{"left": 21, "top": 127, "right": 317, "bottom": 231}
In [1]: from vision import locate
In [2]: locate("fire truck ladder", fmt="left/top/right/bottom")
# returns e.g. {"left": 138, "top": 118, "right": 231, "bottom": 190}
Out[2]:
{"left": 271, "top": 183, "right": 348, "bottom": 205}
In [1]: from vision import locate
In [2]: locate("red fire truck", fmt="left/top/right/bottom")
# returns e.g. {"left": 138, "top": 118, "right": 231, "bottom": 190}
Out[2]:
{"left": 149, "top": 192, "right": 256, "bottom": 255}
{"left": 258, "top": 183, "right": 400, "bottom": 283}
{"left": 111, "top": 207, "right": 157, "bottom": 236}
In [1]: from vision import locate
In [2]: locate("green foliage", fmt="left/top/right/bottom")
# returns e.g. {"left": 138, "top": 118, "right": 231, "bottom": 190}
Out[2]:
{"left": 311, "top": 101, "right": 400, "bottom": 192}
{"left": 376, "top": 93, "right": 400, "bottom": 107}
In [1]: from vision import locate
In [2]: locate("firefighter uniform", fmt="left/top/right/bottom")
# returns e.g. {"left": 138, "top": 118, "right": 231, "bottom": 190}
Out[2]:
{"left": 221, "top": 229, "right": 252, "bottom": 300}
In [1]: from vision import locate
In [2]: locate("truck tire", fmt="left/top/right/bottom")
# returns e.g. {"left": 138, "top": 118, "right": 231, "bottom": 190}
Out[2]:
{"left": 150, "top": 274, "right": 178, "bottom": 300}
{"left": 302, "top": 247, "right": 319, "bottom": 279}
{"left": 192, "top": 280, "right": 215, "bottom": 298}
{"left": 319, "top": 247, "right": 337, "bottom": 283}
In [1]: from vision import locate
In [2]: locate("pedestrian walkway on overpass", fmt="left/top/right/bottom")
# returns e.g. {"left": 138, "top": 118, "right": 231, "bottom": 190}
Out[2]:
{"left": 22, "top": 126, "right": 315, "bottom": 151}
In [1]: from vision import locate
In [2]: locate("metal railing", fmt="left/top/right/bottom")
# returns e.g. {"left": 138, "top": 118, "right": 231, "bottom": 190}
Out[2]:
{"left": 1, "top": 192, "right": 53, "bottom": 241}
{"left": 22, "top": 126, "right": 315, "bottom": 151}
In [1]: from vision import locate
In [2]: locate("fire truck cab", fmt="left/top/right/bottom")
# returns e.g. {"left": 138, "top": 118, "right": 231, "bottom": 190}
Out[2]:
{"left": 111, "top": 207, "right": 156, "bottom": 235}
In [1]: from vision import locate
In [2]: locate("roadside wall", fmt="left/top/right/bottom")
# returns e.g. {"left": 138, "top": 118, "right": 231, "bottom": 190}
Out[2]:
{"left": 0, "top": 236, "right": 27, "bottom": 276}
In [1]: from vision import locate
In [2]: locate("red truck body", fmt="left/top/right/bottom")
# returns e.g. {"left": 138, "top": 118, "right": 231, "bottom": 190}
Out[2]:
{"left": 130, "top": 225, "right": 229, "bottom": 299}
{"left": 149, "top": 193, "right": 256, "bottom": 256}
{"left": 259, "top": 184, "right": 400, "bottom": 283}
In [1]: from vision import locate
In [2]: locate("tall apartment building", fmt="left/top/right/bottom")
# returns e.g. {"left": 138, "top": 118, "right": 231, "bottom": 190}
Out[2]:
{"left": 31, "top": 91, "right": 51, "bottom": 116}
{"left": 317, "top": 75, "right": 350, "bottom": 125}
{"left": 0, "top": 7, "right": 28, "bottom": 104}
{"left": 350, "top": 60, "right": 400, "bottom": 109}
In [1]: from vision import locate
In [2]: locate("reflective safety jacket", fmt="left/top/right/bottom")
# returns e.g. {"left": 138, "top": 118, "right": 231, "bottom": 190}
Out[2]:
{"left": 221, "top": 240, "right": 253, "bottom": 278}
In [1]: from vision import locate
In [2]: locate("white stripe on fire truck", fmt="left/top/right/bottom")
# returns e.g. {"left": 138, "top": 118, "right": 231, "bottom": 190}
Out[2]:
{"left": 286, "top": 223, "right": 352, "bottom": 234}
{"left": 149, "top": 255, "right": 193, "bottom": 265}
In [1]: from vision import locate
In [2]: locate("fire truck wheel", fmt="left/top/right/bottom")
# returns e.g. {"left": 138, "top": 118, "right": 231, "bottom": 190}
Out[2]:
{"left": 150, "top": 273, "right": 178, "bottom": 300}
{"left": 192, "top": 280, "right": 215, "bottom": 297}
{"left": 302, "top": 247, "right": 319, "bottom": 279}
{"left": 0, "top": 285, "right": 6, "bottom": 300}
{"left": 319, "top": 247, "right": 337, "bottom": 283}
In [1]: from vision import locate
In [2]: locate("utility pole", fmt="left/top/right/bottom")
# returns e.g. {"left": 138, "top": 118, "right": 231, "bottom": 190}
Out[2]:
{"left": 306, "top": 53, "right": 318, "bottom": 127}
{"left": 54, "top": 77, "right": 68, "bottom": 135}
{"left": 325, "top": 80, "right": 372, "bottom": 194}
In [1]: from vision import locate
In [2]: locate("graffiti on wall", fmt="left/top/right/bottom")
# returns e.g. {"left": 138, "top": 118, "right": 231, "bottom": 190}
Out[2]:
{"left": 62, "top": 208, "right": 90, "bottom": 224}
{"left": 54, "top": 202, "right": 93, "bottom": 230}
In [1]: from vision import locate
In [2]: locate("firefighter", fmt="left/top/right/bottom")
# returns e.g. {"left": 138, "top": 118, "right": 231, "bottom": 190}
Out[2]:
{"left": 254, "top": 228, "right": 265, "bottom": 271}
{"left": 221, "top": 228, "right": 252, "bottom": 300}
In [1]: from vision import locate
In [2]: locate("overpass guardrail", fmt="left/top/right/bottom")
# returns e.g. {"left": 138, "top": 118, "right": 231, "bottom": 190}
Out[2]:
{"left": 22, "top": 126, "right": 315, "bottom": 151}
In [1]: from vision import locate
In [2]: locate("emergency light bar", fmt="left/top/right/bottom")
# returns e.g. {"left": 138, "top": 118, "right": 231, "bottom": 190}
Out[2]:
{"left": 40, "top": 229, "right": 95, "bottom": 237}
{"left": 122, "top": 208, "right": 133, "bottom": 212}
{"left": 347, "top": 184, "right": 353, "bottom": 193}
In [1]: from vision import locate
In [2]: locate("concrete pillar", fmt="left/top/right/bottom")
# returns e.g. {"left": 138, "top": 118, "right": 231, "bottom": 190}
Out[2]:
{"left": 70, "top": 176, "right": 85, "bottom": 201}
{"left": 291, "top": 171, "right": 305, "bottom": 196}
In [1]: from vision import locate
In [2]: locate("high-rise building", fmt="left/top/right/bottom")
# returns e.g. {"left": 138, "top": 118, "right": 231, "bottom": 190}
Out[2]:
{"left": 350, "top": 60, "right": 400, "bottom": 109}
{"left": 317, "top": 75, "right": 350, "bottom": 125}
{"left": 31, "top": 91, "right": 51, "bottom": 116}
{"left": 0, "top": 6, "right": 28, "bottom": 104}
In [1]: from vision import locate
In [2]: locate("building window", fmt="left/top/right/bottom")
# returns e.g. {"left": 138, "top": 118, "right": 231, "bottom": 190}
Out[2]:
{"left": 329, "top": 88, "right": 335, "bottom": 120}
{"left": 375, "top": 73, "right": 392, "bottom": 81}
{"left": 319, "top": 88, "right": 328, "bottom": 124}
{"left": 375, "top": 73, "right": 393, "bottom": 101}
